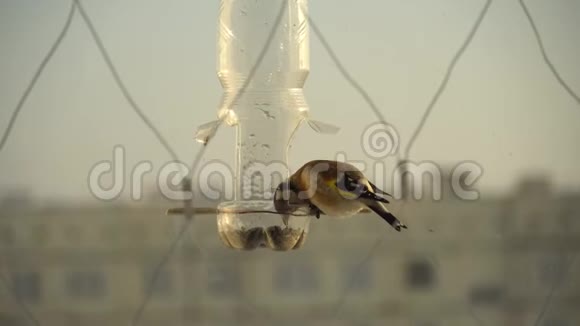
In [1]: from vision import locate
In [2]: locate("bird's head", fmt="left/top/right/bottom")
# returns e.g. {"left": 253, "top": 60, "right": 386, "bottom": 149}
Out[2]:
{"left": 334, "top": 171, "right": 372, "bottom": 199}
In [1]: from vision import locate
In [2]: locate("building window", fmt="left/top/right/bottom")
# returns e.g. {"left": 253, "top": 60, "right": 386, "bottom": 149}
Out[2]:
{"left": 131, "top": 223, "right": 148, "bottom": 244}
{"left": 543, "top": 320, "right": 570, "bottom": 326}
{"left": 100, "top": 225, "right": 120, "bottom": 242}
{"left": 143, "top": 268, "right": 172, "bottom": 298}
{"left": 0, "top": 226, "right": 14, "bottom": 246}
{"left": 207, "top": 263, "right": 240, "bottom": 297}
{"left": 65, "top": 271, "right": 106, "bottom": 299}
{"left": 30, "top": 225, "right": 49, "bottom": 244}
{"left": 414, "top": 322, "right": 439, "bottom": 326}
{"left": 341, "top": 260, "right": 372, "bottom": 292}
{"left": 469, "top": 283, "right": 504, "bottom": 305}
{"left": 526, "top": 212, "right": 542, "bottom": 232}
{"left": 405, "top": 259, "right": 435, "bottom": 290}
{"left": 0, "top": 315, "right": 26, "bottom": 326}
{"left": 557, "top": 208, "right": 575, "bottom": 230}
{"left": 64, "top": 225, "right": 82, "bottom": 244}
{"left": 12, "top": 272, "right": 41, "bottom": 303}
{"left": 538, "top": 256, "right": 566, "bottom": 285}
{"left": 274, "top": 262, "right": 318, "bottom": 293}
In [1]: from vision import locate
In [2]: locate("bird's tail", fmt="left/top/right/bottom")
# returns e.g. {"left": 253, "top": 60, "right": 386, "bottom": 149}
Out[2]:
{"left": 365, "top": 202, "right": 407, "bottom": 232}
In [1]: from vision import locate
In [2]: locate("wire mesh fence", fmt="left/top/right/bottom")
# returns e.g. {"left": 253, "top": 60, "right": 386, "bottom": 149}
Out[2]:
{"left": 0, "top": 0, "right": 579, "bottom": 325}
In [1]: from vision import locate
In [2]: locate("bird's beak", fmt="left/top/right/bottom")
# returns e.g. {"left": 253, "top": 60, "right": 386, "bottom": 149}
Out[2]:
{"left": 360, "top": 191, "right": 390, "bottom": 203}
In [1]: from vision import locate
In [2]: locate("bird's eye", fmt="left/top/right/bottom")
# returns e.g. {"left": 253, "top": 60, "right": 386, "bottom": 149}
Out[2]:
{"left": 337, "top": 174, "right": 361, "bottom": 193}
{"left": 346, "top": 181, "right": 357, "bottom": 191}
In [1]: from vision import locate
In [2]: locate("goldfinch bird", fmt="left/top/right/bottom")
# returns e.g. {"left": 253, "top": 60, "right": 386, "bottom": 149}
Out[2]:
{"left": 274, "top": 160, "right": 407, "bottom": 232}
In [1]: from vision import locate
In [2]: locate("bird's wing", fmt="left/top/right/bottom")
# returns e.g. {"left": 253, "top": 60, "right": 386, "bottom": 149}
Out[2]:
{"left": 273, "top": 180, "right": 313, "bottom": 214}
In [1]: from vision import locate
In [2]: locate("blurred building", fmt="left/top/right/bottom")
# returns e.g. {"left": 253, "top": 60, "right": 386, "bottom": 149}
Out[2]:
{"left": 0, "top": 176, "right": 579, "bottom": 326}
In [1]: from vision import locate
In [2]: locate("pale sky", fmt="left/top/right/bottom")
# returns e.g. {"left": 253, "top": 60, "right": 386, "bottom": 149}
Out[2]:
{"left": 0, "top": 0, "right": 579, "bottom": 201}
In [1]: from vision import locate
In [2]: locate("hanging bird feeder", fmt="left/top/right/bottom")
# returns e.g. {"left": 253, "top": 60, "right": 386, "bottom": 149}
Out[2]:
{"left": 190, "top": 0, "right": 338, "bottom": 251}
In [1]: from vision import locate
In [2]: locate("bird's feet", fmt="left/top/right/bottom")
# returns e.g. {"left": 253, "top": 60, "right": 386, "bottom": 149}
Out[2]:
{"left": 309, "top": 204, "right": 321, "bottom": 219}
